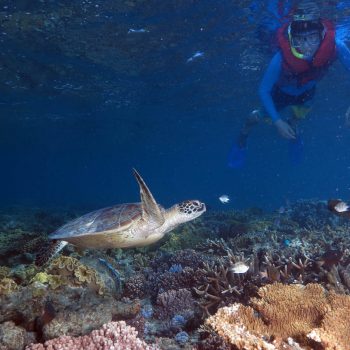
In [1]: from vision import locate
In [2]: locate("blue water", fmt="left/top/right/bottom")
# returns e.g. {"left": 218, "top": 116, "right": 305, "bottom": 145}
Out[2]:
{"left": 2, "top": 0, "right": 350, "bottom": 212}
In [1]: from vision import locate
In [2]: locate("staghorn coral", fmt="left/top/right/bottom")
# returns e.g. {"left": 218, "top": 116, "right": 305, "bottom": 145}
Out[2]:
{"left": 26, "top": 321, "right": 160, "bottom": 350}
{"left": 194, "top": 259, "right": 251, "bottom": 317}
{"left": 206, "top": 283, "right": 350, "bottom": 349}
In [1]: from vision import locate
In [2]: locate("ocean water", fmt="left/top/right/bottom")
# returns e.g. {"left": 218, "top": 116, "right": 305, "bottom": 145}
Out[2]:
{"left": 3, "top": 2, "right": 350, "bottom": 349}
{"left": 2, "top": 1, "right": 350, "bottom": 212}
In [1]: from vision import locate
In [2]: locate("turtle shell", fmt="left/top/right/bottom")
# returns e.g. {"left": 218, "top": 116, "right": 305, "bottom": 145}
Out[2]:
{"left": 49, "top": 203, "right": 142, "bottom": 240}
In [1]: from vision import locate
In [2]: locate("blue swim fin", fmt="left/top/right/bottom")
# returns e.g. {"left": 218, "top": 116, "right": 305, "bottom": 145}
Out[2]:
{"left": 228, "top": 143, "right": 246, "bottom": 168}
{"left": 288, "top": 136, "right": 304, "bottom": 165}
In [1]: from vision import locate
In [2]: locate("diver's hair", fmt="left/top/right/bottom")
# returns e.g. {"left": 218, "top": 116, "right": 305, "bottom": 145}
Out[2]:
{"left": 293, "top": 1, "right": 321, "bottom": 22}
{"left": 291, "top": 1, "right": 323, "bottom": 36}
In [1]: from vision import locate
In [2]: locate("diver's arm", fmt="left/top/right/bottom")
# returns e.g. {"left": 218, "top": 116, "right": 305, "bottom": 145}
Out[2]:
{"left": 336, "top": 37, "right": 350, "bottom": 71}
{"left": 258, "top": 52, "right": 282, "bottom": 122}
{"left": 258, "top": 51, "right": 296, "bottom": 139}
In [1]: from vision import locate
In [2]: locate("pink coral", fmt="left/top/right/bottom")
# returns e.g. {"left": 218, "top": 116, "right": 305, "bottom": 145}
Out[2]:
{"left": 25, "top": 321, "right": 159, "bottom": 350}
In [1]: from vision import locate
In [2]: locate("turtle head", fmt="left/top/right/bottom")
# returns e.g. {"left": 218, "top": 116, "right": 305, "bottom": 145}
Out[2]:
{"left": 176, "top": 200, "right": 206, "bottom": 223}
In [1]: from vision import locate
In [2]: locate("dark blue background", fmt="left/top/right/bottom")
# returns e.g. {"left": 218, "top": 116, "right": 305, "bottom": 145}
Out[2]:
{"left": 1, "top": 0, "right": 350, "bottom": 211}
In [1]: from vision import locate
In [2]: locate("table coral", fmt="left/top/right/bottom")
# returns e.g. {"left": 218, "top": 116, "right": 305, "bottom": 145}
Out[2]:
{"left": 307, "top": 291, "right": 350, "bottom": 350}
{"left": 206, "top": 283, "right": 350, "bottom": 349}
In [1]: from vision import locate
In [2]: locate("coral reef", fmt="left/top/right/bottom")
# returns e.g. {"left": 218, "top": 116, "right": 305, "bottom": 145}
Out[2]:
{"left": 0, "top": 321, "right": 34, "bottom": 350}
{"left": 154, "top": 289, "right": 195, "bottom": 320}
{"left": 2, "top": 200, "right": 350, "bottom": 349}
{"left": 25, "top": 321, "right": 160, "bottom": 350}
{"left": 205, "top": 283, "right": 350, "bottom": 349}
{"left": 47, "top": 256, "right": 105, "bottom": 295}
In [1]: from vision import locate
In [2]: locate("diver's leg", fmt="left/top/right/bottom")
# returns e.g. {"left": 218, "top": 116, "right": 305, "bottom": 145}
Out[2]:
{"left": 237, "top": 109, "right": 261, "bottom": 148}
{"left": 228, "top": 109, "right": 262, "bottom": 168}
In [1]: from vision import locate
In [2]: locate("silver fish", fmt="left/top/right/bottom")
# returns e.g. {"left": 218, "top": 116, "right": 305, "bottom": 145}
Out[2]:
{"left": 186, "top": 51, "right": 204, "bottom": 63}
{"left": 128, "top": 28, "right": 149, "bottom": 34}
{"left": 219, "top": 195, "right": 230, "bottom": 204}
{"left": 334, "top": 201, "right": 349, "bottom": 213}
{"left": 230, "top": 262, "right": 249, "bottom": 274}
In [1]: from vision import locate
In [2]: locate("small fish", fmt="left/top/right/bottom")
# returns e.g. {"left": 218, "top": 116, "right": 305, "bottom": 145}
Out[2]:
{"left": 186, "top": 51, "right": 204, "bottom": 63}
{"left": 219, "top": 195, "right": 230, "bottom": 204}
{"left": 128, "top": 28, "right": 149, "bottom": 34}
{"left": 230, "top": 262, "right": 249, "bottom": 274}
{"left": 334, "top": 201, "right": 349, "bottom": 213}
{"left": 328, "top": 199, "right": 350, "bottom": 218}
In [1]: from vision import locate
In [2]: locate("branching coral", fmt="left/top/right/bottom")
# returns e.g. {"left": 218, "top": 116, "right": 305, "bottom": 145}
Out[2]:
{"left": 26, "top": 321, "right": 160, "bottom": 350}
{"left": 123, "top": 273, "right": 147, "bottom": 299}
{"left": 194, "top": 261, "right": 239, "bottom": 317}
{"left": 154, "top": 288, "right": 195, "bottom": 320}
{"left": 206, "top": 283, "right": 350, "bottom": 349}
{"left": 194, "top": 250, "right": 253, "bottom": 317}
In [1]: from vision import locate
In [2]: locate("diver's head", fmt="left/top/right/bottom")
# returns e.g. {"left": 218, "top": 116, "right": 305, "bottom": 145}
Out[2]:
{"left": 289, "top": 1, "right": 324, "bottom": 60}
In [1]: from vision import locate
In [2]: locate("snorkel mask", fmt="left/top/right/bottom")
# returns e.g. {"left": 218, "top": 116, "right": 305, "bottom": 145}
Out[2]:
{"left": 289, "top": 1, "right": 324, "bottom": 59}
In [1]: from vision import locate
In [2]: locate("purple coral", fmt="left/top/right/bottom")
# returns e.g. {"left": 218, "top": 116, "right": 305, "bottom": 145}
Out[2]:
{"left": 123, "top": 273, "right": 148, "bottom": 299}
{"left": 25, "top": 321, "right": 159, "bottom": 350}
{"left": 154, "top": 288, "right": 195, "bottom": 320}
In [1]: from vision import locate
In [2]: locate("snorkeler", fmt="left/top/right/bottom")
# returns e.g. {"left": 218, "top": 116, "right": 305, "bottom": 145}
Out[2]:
{"left": 228, "top": 1, "right": 350, "bottom": 168}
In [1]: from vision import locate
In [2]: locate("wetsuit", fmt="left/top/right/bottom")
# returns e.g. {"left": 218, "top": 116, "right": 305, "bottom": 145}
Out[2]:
{"left": 229, "top": 22, "right": 350, "bottom": 168}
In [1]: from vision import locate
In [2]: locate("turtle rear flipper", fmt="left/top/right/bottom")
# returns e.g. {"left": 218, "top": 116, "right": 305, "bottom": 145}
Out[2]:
{"left": 35, "top": 240, "right": 68, "bottom": 267}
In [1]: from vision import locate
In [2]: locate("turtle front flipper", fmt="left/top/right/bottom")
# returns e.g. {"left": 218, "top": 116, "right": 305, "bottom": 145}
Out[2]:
{"left": 133, "top": 169, "right": 165, "bottom": 226}
{"left": 35, "top": 240, "right": 68, "bottom": 267}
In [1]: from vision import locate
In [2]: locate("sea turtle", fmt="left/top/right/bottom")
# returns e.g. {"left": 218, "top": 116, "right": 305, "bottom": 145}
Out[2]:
{"left": 36, "top": 169, "right": 206, "bottom": 265}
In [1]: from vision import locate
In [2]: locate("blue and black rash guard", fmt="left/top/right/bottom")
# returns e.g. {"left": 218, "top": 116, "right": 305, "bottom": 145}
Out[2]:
{"left": 259, "top": 35, "right": 350, "bottom": 123}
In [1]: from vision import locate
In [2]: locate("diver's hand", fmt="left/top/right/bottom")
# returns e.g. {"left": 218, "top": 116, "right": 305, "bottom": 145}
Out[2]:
{"left": 274, "top": 119, "right": 296, "bottom": 140}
